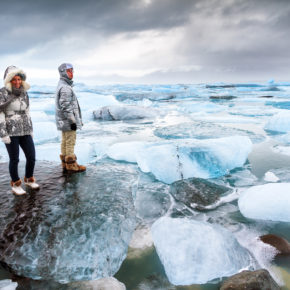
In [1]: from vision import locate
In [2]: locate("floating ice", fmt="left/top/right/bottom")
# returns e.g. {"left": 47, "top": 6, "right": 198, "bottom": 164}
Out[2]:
{"left": 133, "top": 174, "right": 171, "bottom": 222}
{"left": 178, "top": 102, "right": 225, "bottom": 114}
{"left": 30, "top": 111, "right": 51, "bottom": 122}
{"left": 264, "top": 111, "right": 290, "bottom": 133}
{"left": 267, "top": 101, "right": 290, "bottom": 110}
{"left": 35, "top": 141, "right": 95, "bottom": 164}
{"left": 30, "top": 98, "right": 55, "bottom": 113}
{"left": 264, "top": 171, "right": 280, "bottom": 182}
{"left": 0, "top": 279, "right": 17, "bottom": 290}
{"left": 78, "top": 92, "right": 119, "bottom": 111}
{"left": 274, "top": 132, "right": 290, "bottom": 144}
{"left": 93, "top": 105, "right": 157, "bottom": 121}
{"left": 272, "top": 145, "right": 290, "bottom": 157}
{"left": 115, "top": 92, "right": 176, "bottom": 102}
{"left": 0, "top": 162, "right": 138, "bottom": 283}
{"left": 33, "top": 122, "right": 59, "bottom": 144}
{"left": 68, "top": 277, "right": 126, "bottom": 290}
{"left": 238, "top": 183, "right": 290, "bottom": 222}
{"left": 108, "top": 136, "right": 252, "bottom": 184}
{"left": 151, "top": 217, "right": 251, "bottom": 285}
{"left": 154, "top": 122, "right": 265, "bottom": 143}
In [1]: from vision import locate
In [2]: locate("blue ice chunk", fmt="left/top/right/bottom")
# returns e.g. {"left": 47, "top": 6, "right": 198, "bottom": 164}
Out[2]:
{"left": 107, "top": 136, "right": 253, "bottom": 184}
{"left": 151, "top": 217, "right": 252, "bottom": 285}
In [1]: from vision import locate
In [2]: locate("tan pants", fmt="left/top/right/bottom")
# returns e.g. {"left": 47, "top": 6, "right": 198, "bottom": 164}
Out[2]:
{"left": 61, "top": 131, "right": 76, "bottom": 156}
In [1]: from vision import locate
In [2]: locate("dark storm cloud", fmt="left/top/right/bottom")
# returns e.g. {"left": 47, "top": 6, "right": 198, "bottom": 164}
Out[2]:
{"left": 178, "top": 0, "right": 290, "bottom": 81}
{"left": 1, "top": 0, "right": 290, "bottom": 82}
{"left": 0, "top": 0, "right": 196, "bottom": 55}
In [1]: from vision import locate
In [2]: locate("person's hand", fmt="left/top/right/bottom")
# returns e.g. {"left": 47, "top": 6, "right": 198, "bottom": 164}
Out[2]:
{"left": 70, "top": 123, "right": 77, "bottom": 131}
{"left": 1, "top": 136, "right": 11, "bottom": 144}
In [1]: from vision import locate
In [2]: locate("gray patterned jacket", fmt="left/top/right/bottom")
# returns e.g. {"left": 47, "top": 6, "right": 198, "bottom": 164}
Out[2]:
{"left": 55, "top": 78, "right": 83, "bottom": 131}
{"left": 0, "top": 87, "right": 33, "bottom": 138}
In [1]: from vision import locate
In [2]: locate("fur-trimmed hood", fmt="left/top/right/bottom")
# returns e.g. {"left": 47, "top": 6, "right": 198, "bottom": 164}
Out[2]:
{"left": 3, "top": 65, "right": 30, "bottom": 92}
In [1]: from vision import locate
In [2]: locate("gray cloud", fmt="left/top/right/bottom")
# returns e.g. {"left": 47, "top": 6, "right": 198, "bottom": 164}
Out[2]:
{"left": 1, "top": 0, "right": 290, "bottom": 82}
{"left": 0, "top": 0, "right": 196, "bottom": 54}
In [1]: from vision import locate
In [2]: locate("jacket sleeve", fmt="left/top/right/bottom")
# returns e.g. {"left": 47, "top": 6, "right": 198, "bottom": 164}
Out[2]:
{"left": 58, "top": 86, "right": 76, "bottom": 123}
{"left": 0, "top": 91, "right": 8, "bottom": 138}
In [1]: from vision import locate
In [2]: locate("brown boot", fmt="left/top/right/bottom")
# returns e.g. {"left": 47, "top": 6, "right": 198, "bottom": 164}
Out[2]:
{"left": 24, "top": 176, "right": 40, "bottom": 190}
{"left": 65, "top": 154, "right": 86, "bottom": 173}
{"left": 11, "top": 179, "right": 26, "bottom": 195}
{"left": 60, "top": 154, "right": 66, "bottom": 170}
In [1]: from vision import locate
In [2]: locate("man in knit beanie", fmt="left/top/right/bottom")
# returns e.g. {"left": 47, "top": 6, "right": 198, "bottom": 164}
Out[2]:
{"left": 55, "top": 63, "right": 86, "bottom": 172}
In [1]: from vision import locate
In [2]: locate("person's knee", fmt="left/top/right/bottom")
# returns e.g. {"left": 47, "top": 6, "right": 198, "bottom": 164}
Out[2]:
{"left": 27, "top": 155, "right": 36, "bottom": 163}
{"left": 10, "top": 157, "right": 19, "bottom": 165}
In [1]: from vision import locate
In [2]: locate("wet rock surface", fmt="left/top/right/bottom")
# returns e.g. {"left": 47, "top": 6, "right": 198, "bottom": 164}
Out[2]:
{"left": 0, "top": 161, "right": 138, "bottom": 283}
{"left": 220, "top": 269, "right": 280, "bottom": 290}
{"left": 170, "top": 178, "right": 231, "bottom": 210}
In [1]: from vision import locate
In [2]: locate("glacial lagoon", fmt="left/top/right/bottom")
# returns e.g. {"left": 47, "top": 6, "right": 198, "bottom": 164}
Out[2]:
{"left": 1, "top": 81, "right": 290, "bottom": 289}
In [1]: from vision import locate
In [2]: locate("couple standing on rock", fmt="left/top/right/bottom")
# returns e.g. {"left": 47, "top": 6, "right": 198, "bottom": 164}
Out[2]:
{"left": 0, "top": 64, "right": 85, "bottom": 195}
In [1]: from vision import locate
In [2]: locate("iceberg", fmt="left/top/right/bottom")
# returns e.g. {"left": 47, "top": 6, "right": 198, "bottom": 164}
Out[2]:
{"left": 264, "top": 111, "right": 290, "bottom": 133}
{"left": 93, "top": 105, "right": 157, "bottom": 121}
{"left": 238, "top": 183, "right": 290, "bottom": 222}
{"left": 151, "top": 217, "right": 251, "bottom": 285}
{"left": 0, "top": 162, "right": 138, "bottom": 283}
{"left": 107, "top": 136, "right": 252, "bottom": 184}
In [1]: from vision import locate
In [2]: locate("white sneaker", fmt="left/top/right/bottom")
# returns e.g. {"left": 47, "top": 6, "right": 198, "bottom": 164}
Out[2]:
{"left": 24, "top": 176, "right": 40, "bottom": 190}
{"left": 11, "top": 179, "right": 26, "bottom": 195}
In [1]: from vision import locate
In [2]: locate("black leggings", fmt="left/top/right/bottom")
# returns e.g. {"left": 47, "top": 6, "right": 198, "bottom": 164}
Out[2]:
{"left": 5, "top": 135, "right": 36, "bottom": 182}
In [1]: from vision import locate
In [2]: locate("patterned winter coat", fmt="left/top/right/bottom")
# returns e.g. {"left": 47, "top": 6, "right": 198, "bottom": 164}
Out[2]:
{"left": 0, "top": 67, "right": 33, "bottom": 138}
{"left": 55, "top": 78, "right": 83, "bottom": 131}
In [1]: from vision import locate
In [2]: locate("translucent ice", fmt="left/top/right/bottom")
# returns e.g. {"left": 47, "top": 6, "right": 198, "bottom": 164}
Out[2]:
{"left": 0, "top": 279, "right": 17, "bottom": 290}
{"left": 238, "top": 183, "right": 290, "bottom": 222}
{"left": 154, "top": 122, "right": 265, "bottom": 143}
{"left": 0, "top": 162, "right": 138, "bottom": 283}
{"left": 35, "top": 141, "right": 95, "bottom": 164}
{"left": 151, "top": 217, "right": 251, "bottom": 285}
{"left": 93, "top": 105, "right": 157, "bottom": 121}
{"left": 108, "top": 136, "right": 252, "bottom": 184}
{"left": 33, "top": 122, "right": 59, "bottom": 144}
{"left": 133, "top": 174, "right": 171, "bottom": 222}
{"left": 264, "top": 111, "right": 290, "bottom": 133}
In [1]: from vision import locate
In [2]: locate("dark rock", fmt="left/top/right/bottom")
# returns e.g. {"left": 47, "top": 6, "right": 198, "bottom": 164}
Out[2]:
{"left": 210, "top": 95, "right": 237, "bottom": 100}
{"left": 170, "top": 178, "right": 231, "bottom": 210}
{"left": 0, "top": 161, "right": 138, "bottom": 283}
{"left": 220, "top": 269, "right": 280, "bottom": 290}
{"left": 260, "top": 234, "right": 290, "bottom": 255}
{"left": 206, "top": 85, "right": 235, "bottom": 89}
{"left": 259, "top": 95, "right": 274, "bottom": 98}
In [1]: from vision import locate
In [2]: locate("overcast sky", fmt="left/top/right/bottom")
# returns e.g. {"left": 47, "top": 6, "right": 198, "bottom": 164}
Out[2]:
{"left": 1, "top": 0, "right": 290, "bottom": 85}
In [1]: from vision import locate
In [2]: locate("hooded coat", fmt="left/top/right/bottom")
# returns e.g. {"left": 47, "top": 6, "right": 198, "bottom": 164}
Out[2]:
{"left": 0, "top": 66, "right": 33, "bottom": 138}
{"left": 55, "top": 64, "right": 82, "bottom": 131}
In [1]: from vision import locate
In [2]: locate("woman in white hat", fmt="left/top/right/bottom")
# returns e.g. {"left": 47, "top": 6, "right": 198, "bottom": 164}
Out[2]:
{"left": 0, "top": 66, "right": 39, "bottom": 195}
